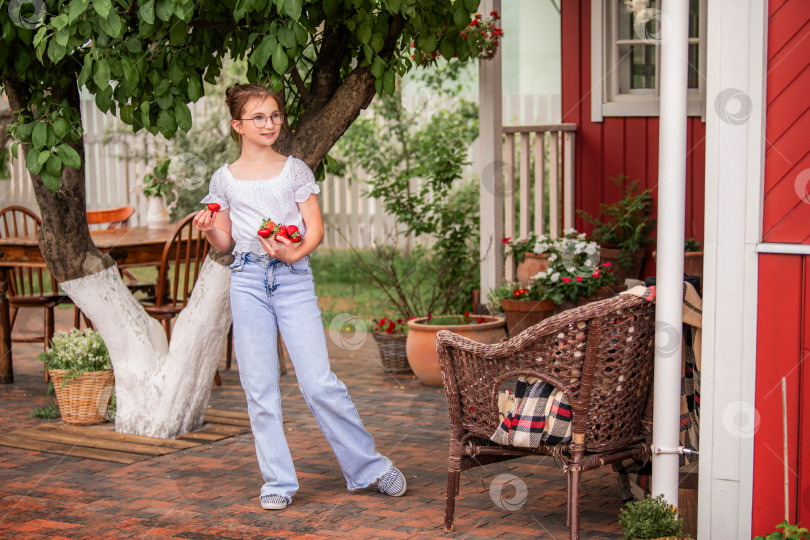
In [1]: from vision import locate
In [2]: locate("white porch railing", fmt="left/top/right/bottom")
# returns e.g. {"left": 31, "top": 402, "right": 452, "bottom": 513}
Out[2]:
{"left": 501, "top": 123, "right": 577, "bottom": 282}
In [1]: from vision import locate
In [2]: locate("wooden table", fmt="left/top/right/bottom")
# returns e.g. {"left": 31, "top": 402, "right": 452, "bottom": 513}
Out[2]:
{"left": 0, "top": 227, "right": 173, "bottom": 383}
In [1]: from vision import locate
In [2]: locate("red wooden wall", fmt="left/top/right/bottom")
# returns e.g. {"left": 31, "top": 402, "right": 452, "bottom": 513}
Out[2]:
{"left": 762, "top": 0, "right": 810, "bottom": 243}
{"left": 560, "top": 0, "right": 706, "bottom": 277}
{"left": 753, "top": 1, "right": 810, "bottom": 534}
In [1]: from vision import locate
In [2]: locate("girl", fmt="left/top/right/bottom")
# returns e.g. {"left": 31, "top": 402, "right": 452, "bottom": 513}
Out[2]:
{"left": 193, "top": 83, "right": 406, "bottom": 511}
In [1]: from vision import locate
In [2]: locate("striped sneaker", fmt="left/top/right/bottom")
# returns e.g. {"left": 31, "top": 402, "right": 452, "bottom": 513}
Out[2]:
{"left": 377, "top": 466, "right": 407, "bottom": 497}
{"left": 260, "top": 494, "right": 288, "bottom": 510}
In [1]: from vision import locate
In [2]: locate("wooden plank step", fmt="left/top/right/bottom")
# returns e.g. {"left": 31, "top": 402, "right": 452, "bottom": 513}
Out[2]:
{"left": 203, "top": 414, "right": 251, "bottom": 427}
{"left": 13, "top": 427, "right": 179, "bottom": 456}
{"left": 205, "top": 408, "right": 250, "bottom": 420}
{"left": 38, "top": 423, "right": 199, "bottom": 449}
{"left": 176, "top": 430, "right": 229, "bottom": 442}
{"left": 0, "top": 433, "right": 146, "bottom": 464}
{"left": 199, "top": 423, "right": 249, "bottom": 436}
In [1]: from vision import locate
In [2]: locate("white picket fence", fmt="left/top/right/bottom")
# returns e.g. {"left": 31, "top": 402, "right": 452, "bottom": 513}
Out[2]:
{"left": 1, "top": 91, "right": 560, "bottom": 248}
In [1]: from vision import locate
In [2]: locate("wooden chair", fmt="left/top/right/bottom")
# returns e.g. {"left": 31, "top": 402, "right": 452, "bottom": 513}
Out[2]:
{"left": 86, "top": 206, "right": 135, "bottom": 229}
{"left": 140, "top": 212, "right": 223, "bottom": 385}
{"left": 0, "top": 206, "right": 71, "bottom": 381}
{"left": 436, "top": 293, "right": 656, "bottom": 540}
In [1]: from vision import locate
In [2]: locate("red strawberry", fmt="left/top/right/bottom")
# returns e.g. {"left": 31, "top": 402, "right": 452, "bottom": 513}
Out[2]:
{"left": 276, "top": 225, "right": 288, "bottom": 237}
{"left": 287, "top": 225, "right": 302, "bottom": 243}
{"left": 258, "top": 228, "right": 272, "bottom": 238}
{"left": 258, "top": 218, "right": 277, "bottom": 239}
{"left": 207, "top": 203, "right": 220, "bottom": 213}
{"left": 275, "top": 231, "right": 290, "bottom": 242}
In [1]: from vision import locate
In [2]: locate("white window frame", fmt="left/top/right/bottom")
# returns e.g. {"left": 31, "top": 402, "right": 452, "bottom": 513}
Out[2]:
{"left": 591, "top": 0, "right": 708, "bottom": 121}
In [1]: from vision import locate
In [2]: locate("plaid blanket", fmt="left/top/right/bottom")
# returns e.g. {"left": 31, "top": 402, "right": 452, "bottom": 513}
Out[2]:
{"left": 490, "top": 376, "right": 572, "bottom": 448}
{"left": 613, "top": 282, "right": 702, "bottom": 501}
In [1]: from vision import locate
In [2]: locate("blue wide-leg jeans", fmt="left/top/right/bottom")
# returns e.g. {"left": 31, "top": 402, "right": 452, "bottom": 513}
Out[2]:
{"left": 229, "top": 252, "right": 392, "bottom": 503}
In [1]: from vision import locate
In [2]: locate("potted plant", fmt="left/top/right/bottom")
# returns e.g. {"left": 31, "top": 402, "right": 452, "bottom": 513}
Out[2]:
{"left": 754, "top": 521, "right": 808, "bottom": 540}
{"left": 503, "top": 233, "right": 550, "bottom": 287}
{"left": 370, "top": 316, "right": 414, "bottom": 374}
{"left": 38, "top": 328, "right": 115, "bottom": 425}
{"left": 577, "top": 175, "right": 656, "bottom": 283}
{"left": 497, "top": 230, "right": 623, "bottom": 336}
{"left": 406, "top": 312, "right": 506, "bottom": 387}
{"left": 618, "top": 494, "right": 690, "bottom": 540}
{"left": 140, "top": 158, "right": 179, "bottom": 229}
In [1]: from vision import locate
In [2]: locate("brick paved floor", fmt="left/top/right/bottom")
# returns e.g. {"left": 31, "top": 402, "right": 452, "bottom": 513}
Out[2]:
{"left": 0, "top": 307, "right": 624, "bottom": 539}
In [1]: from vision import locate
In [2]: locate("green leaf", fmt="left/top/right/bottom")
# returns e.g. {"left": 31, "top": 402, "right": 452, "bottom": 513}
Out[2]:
{"left": 41, "top": 172, "right": 62, "bottom": 192}
{"left": 387, "top": 0, "right": 401, "bottom": 13}
{"left": 57, "top": 144, "right": 81, "bottom": 169}
{"left": 121, "top": 57, "right": 139, "bottom": 87}
{"left": 293, "top": 23, "right": 308, "bottom": 45}
{"left": 358, "top": 21, "right": 372, "bottom": 43}
{"left": 463, "top": 0, "right": 479, "bottom": 12}
{"left": 33, "top": 27, "right": 47, "bottom": 48}
{"left": 139, "top": 0, "right": 155, "bottom": 24}
{"left": 323, "top": 0, "right": 340, "bottom": 16}
{"left": 370, "top": 32, "right": 384, "bottom": 53}
{"left": 93, "top": 59, "right": 111, "bottom": 89}
{"left": 250, "top": 35, "right": 275, "bottom": 68}
{"left": 99, "top": 13, "right": 122, "bottom": 38}
{"left": 169, "top": 21, "right": 186, "bottom": 44}
{"left": 417, "top": 31, "right": 436, "bottom": 52}
{"left": 174, "top": 101, "right": 192, "bottom": 131}
{"left": 187, "top": 76, "right": 203, "bottom": 101}
{"left": 439, "top": 37, "right": 454, "bottom": 60}
{"left": 371, "top": 56, "right": 385, "bottom": 79}
{"left": 11, "top": 142, "right": 19, "bottom": 157}
{"left": 279, "top": 27, "right": 295, "bottom": 48}
{"left": 52, "top": 14, "right": 69, "bottom": 30}
{"left": 54, "top": 28, "right": 69, "bottom": 47}
{"left": 78, "top": 58, "right": 93, "bottom": 87}
{"left": 25, "top": 149, "right": 42, "bottom": 175}
{"left": 284, "top": 0, "right": 301, "bottom": 20}
{"left": 45, "top": 154, "right": 62, "bottom": 177}
{"left": 383, "top": 70, "right": 395, "bottom": 96}
{"left": 31, "top": 122, "right": 47, "bottom": 149}
{"left": 155, "top": 0, "right": 173, "bottom": 22}
{"left": 3, "top": 19, "right": 16, "bottom": 42}
{"left": 92, "top": 0, "right": 112, "bottom": 19}
{"left": 68, "top": 0, "right": 90, "bottom": 24}
{"left": 156, "top": 91, "right": 174, "bottom": 110}
{"left": 156, "top": 109, "right": 177, "bottom": 137}
{"left": 120, "top": 104, "right": 134, "bottom": 125}
{"left": 271, "top": 45, "right": 288, "bottom": 74}
{"left": 52, "top": 118, "right": 70, "bottom": 139}
{"left": 126, "top": 36, "right": 142, "bottom": 53}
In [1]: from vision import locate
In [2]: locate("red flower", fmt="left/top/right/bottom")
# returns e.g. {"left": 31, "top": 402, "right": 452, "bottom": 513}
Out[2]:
{"left": 407, "top": 316, "right": 416, "bottom": 320}
{"left": 475, "top": 13, "right": 482, "bottom": 19}
{"left": 490, "top": 10, "right": 500, "bottom": 19}
{"left": 493, "top": 28, "right": 504, "bottom": 37}
{"left": 427, "top": 313, "right": 433, "bottom": 321}
{"left": 386, "top": 327, "right": 394, "bottom": 334}
{"left": 464, "top": 311, "right": 469, "bottom": 317}
{"left": 460, "top": 33, "right": 467, "bottom": 40}
{"left": 562, "top": 277, "right": 572, "bottom": 283}
{"left": 576, "top": 276, "right": 583, "bottom": 282}
{"left": 592, "top": 269, "right": 601, "bottom": 278}
{"left": 397, "top": 318, "right": 404, "bottom": 324}
{"left": 603, "top": 262, "right": 611, "bottom": 267}
{"left": 502, "top": 237, "right": 511, "bottom": 244}
{"left": 477, "top": 317, "right": 485, "bottom": 323}
{"left": 469, "top": 19, "right": 479, "bottom": 27}
{"left": 378, "top": 317, "right": 387, "bottom": 327}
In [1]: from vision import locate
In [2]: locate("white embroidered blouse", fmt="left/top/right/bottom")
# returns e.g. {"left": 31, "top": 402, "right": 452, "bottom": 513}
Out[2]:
{"left": 200, "top": 155, "right": 321, "bottom": 255}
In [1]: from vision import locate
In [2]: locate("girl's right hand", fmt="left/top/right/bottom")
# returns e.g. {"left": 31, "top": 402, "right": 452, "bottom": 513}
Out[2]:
{"left": 192, "top": 209, "right": 217, "bottom": 232}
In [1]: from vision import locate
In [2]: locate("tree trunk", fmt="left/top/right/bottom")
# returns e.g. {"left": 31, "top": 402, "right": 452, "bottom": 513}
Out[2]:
{"left": 4, "top": 76, "right": 233, "bottom": 438}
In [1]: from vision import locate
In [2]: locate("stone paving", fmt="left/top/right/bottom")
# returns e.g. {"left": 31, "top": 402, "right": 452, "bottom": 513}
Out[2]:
{"left": 0, "top": 307, "right": 624, "bottom": 539}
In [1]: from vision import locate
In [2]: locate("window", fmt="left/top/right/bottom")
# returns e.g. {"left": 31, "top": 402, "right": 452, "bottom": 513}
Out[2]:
{"left": 591, "top": 0, "right": 707, "bottom": 121}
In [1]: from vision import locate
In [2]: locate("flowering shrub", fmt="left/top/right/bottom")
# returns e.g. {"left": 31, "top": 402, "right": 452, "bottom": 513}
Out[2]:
{"left": 503, "top": 232, "right": 540, "bottom": 263}
{"left": 412, "top": 11, "right": 503, "bottom": 66}
{"left": 618, "top": 494, "right": 684, "bottom": 539}
{"left": 38, "top": 329, "right": 112, "bottom": 386}
{"left": 504, "top": 229, "right": 619, "bottom": 305}
{"left": 371, "top": 316, "right": 415, "bottom": 335}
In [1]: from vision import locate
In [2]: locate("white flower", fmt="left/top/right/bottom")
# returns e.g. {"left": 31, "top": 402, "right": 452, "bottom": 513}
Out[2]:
{"left": 563, "top": 227, "right": 577, "bottom": 235}
{"left": 584, "top": 242, "right": 598, "bottom": 255}
{"left": 550, "top": 272, "right": 560, "bottom": 282}
{"left": 533, "top": 271, "right": 547, "bottom": 280}
{"left": 548, "top": 253, "right": 558, "bottom": 262}
{"left": 584, "top": 258, "right": 594, "bottom": 267}
{"left": 578, "top": 232, "right": 587, "bottom": 240}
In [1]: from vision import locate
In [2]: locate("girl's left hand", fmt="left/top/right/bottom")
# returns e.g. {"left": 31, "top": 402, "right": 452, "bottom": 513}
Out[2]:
{"left": 259, "top": 234, "right": 301, "bottom": 263}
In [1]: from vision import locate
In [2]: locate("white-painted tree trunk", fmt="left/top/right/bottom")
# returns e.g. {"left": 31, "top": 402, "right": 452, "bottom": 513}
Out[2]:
{"left": 60, "top": 257, "right": 232, "bottom": 438}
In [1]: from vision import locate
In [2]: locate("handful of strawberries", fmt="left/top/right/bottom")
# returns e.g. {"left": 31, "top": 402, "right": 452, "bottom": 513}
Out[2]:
{"left": 257, "top": 218, "right": 302, "bottom": 243}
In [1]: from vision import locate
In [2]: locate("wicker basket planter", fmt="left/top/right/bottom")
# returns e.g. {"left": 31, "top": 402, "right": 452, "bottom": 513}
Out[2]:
{"left": 49, "top": 369, "right": 115, "bottom": 425}
{"left": 370, "top": 331, "right": 411, "bottom": 373}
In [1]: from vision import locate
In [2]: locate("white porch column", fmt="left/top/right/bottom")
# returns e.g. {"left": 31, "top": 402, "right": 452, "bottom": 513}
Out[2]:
{"left": 478, "top": 0, "right": 504, "bottom": 304}
{"left": 651, "top": 0, "right": 690, "bottom": 505}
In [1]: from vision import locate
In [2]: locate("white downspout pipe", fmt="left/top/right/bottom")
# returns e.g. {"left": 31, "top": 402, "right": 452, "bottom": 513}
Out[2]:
{"left": 651, "top": 0, "right": 690, "bottom": 505}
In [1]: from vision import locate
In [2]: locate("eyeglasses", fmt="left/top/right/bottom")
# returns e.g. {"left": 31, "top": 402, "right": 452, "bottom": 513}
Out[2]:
{"left": 237, "top": 112, "right": 285, "bottom": 128}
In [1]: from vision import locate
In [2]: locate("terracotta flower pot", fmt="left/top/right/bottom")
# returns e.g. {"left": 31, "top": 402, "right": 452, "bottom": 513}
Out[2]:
{"left": 651, "top": 250, "right": 704, "bottom": 282}
{"left": 406, "top": 315, "right": 507, "bottom": 387}
{"left": 599, "top": 247, "right": 646, "bottom": 283}
{"left": 516, "top": 253, "right": 549, "bottom": 287}
{"left": 501, "top": 298, "right": 556, "bottom": 336}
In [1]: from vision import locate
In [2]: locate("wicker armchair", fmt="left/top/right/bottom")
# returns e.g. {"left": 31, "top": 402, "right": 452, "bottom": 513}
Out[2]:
{"left": 436, "top": 293, "right": 656, "bottom": 540}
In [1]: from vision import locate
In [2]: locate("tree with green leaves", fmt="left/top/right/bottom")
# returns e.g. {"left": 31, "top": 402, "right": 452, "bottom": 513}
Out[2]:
{"left": 0, "top": 0, "right": 489, "bottom": 437}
